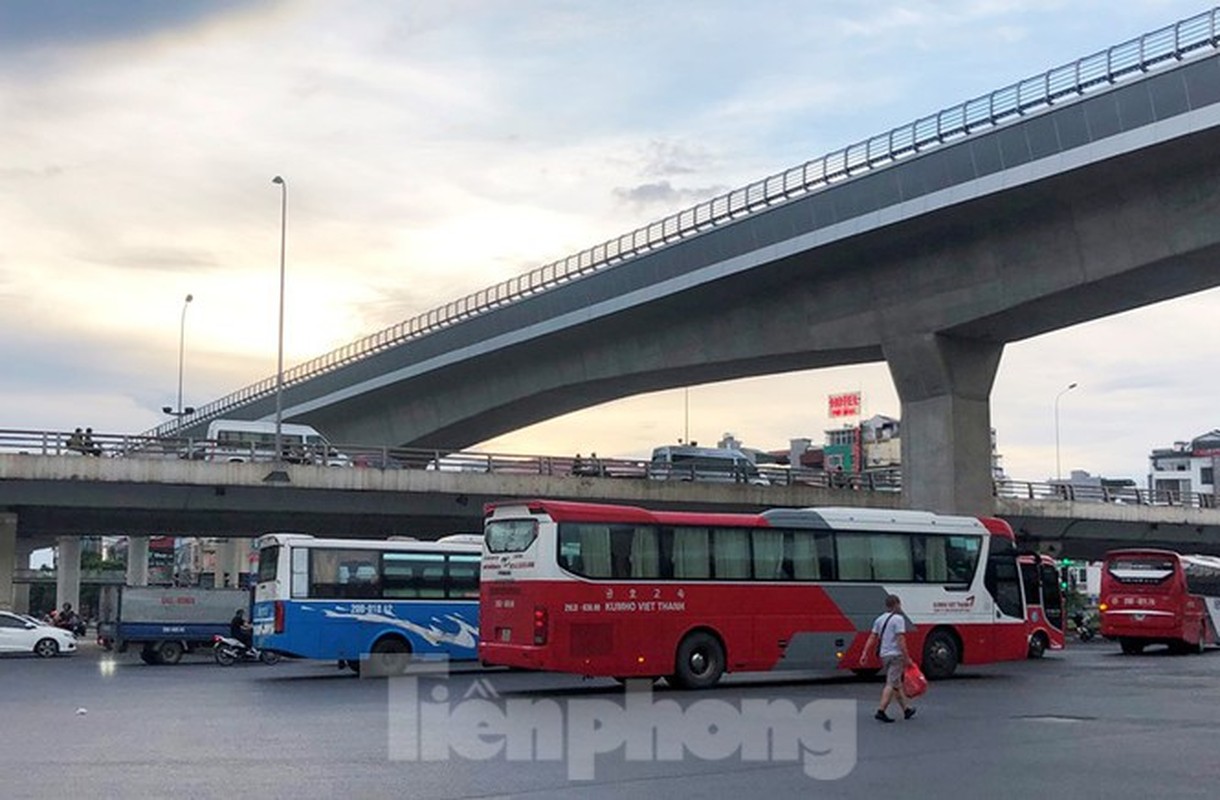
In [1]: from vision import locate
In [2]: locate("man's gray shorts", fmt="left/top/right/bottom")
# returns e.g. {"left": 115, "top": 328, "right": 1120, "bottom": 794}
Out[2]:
{"left": 883, "top": 656, "right": 904, "bottom": 688}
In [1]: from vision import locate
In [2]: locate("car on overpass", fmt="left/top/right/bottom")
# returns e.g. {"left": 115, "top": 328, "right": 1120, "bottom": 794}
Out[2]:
{"left": 0, "top": 611, "right": 78, "bottom": 658}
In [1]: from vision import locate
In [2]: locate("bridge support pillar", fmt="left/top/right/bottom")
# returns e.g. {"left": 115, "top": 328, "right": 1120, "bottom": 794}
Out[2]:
{"left": 884, "top": 333, "right": 1003, "bottom": 516}
{"left": 126, "top": 536, "right": 149, "bottom": 587}
{"left": 56, "top": 536, "right": 81, "bottom": 614}
{"left": 218, "top": 540, "right": 232, "bottom": 587}
{"left": 218, "top": 539, "right": 248, "bottom": 588}
{"left": 12, "top": 542, "right": 32, "bottom": 614}
{"left": 0, "top": 514, "right": 15, "bottom": 612}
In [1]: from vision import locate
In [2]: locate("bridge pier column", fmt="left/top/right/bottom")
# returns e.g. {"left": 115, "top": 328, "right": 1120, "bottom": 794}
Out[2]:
{"left": 217, "top": 540, "right": 231, "bottom": 587}
{"left": 126, "top": 536, "right": 149, "bottom": 587}
{"left": 55, "top": 537, "right": 81, "bottom": 614}
{"left": 883, "top": 333, "right": 1003, "bottom": 515}
{"left": 12, "top": 542, "right": 33, "bottom": 614}
{"left": 0, "top": 514, "right": 15, "bottom": 612}
{"left": 218, "top": 539, "right": 245, "bottom": 588}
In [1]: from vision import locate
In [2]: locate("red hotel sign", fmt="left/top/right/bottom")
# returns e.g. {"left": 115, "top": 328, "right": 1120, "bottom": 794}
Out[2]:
{"left": 829, "top": 392, "right": 861, "bottom": 418}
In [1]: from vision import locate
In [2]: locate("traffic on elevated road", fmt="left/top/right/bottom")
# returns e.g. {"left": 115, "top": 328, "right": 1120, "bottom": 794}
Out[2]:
{"left": 2, "top": 424, "right": 1215, "bottom": 509}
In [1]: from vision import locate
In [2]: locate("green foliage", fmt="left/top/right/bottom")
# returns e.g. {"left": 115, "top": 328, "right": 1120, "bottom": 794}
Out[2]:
{"left": 81, "top": 552, "right": 126, "bottom": 571}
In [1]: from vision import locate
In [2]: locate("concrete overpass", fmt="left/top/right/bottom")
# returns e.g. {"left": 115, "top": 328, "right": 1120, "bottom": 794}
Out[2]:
{"left": 2, "top": 452, "right": 1219, "bottom": 548}
{"left": 147, "top": 14, "right": 1220, "bottom": 517}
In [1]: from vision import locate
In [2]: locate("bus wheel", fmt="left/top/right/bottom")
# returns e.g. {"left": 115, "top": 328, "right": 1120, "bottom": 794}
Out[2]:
{"left": 1119, "top": 638, "right": 1144, "bottom": 655}
{"left": 1196, "top": 624, "right": 1207, "bottom": 655}
{"left": 1027, "top": 633, "right": 1048, "bottom": 659}
{"left": 921, "top": 630, "right": 959, "bottom": 680}
{"left": 158, "top": 641, "right": 184, "bottom": 666}
{"left": 369, "top": 637, "right": 412, "bottom": 676}
{"left": 851, "top": 668, "right": 880, "bottom": 679}
{"left": 672, "top": 632, "right": 725, "bottom": 690}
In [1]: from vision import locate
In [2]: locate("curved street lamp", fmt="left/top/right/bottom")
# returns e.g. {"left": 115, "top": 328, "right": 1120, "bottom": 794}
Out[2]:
{"left": 162, "top": 293, "right": 195, "bottom": 418}
{"left": 272, "top": 175, "right": 287, "bottom": 461}
{"left": 1054, "top": 382, "right": 1078, "bottom": 480}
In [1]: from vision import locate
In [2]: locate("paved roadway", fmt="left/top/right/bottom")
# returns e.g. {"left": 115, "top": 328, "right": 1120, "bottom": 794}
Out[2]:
{"left": 2, "top": 637, "right": 1218, "bottom": 799}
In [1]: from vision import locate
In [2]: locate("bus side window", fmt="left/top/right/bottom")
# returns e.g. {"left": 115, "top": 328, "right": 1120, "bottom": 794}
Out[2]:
{"left": 446, "top": 555, "right": 480, "bottom": 598}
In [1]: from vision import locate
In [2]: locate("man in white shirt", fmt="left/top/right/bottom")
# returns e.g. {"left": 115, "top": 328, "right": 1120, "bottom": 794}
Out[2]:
{"left": 859, "top": 594, "right": 916, "bottom": 722}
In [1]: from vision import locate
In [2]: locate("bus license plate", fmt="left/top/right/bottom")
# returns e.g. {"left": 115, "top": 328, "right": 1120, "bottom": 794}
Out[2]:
{"left": 498, "top": 628, "right": 512, "bottom": 643}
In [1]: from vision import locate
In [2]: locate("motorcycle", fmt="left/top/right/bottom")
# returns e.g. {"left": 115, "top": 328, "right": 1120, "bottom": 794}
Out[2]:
{"left": 48, "top": 613, "right": 86, "bottom": 637}
{"left": 1072, "top": 611, "right": 1095, "bottom": 642}
{"left": 212, "top": 634, "right": 281, "bottom": 666}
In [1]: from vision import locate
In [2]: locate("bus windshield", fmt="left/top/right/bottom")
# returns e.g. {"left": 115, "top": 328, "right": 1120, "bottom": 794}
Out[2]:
{"left": 485, "top": 519, "right": 538, "bottom": 553}
{"left": 1107, "top": 556, "right": 1177, "bottom": 586}
{"left": 257, "top": 546, "right": 279, "bottom": 583}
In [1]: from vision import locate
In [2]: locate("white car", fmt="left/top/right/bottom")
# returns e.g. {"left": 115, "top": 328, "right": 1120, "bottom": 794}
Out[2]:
{"left": 0, "top": 611, "right": 78, "bottom": 657}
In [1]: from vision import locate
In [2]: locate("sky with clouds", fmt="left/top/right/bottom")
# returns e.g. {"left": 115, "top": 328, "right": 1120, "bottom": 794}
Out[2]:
{"left": 1, "top": 0, "right": 1217, "bottom": 485}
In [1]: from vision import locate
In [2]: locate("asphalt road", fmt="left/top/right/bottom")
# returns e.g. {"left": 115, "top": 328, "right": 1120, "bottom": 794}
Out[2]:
{"left": 2, "top": 637, "right": 1218, "bottom": 799}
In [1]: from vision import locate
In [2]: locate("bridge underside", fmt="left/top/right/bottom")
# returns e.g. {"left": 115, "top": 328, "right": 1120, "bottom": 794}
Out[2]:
{"left": 999, "top": 500, "right": 1220, "bottom": 560}
{"left": 298, "top": 122, "right": 1220, "bottom": 517}
{"left": 163, "top": 55, "right": 1220, "bottom": 519}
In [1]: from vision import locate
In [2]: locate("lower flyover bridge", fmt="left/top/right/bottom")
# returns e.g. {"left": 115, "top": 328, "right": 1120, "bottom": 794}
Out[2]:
{"left": 2, "top": 429, "right": 1220, "bottom": 558}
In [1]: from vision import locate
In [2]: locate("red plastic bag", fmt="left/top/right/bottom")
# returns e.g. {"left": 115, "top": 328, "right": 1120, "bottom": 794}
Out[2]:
{"left": 903, "top": 662, "right": 928, "bottom": 698}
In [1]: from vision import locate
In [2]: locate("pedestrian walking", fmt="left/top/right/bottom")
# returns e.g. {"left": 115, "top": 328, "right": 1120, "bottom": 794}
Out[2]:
{"left": 859, "top": 593, "right": 916, "bottom": 722}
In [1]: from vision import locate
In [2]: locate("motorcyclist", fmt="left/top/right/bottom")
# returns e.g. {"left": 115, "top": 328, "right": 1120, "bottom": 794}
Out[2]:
{"left": 58, "top": 603, "right": 83, "bottom": 635}
{"left": 230, "top": 609, "right": 254, "bottom": 652}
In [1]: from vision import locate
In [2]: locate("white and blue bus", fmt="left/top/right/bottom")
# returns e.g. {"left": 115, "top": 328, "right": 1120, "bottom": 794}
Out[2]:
{"left": 252, "top": 533, "right": 481, "bottom": 674}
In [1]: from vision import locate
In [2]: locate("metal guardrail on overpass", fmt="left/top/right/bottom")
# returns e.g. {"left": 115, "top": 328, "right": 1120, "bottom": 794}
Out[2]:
{"left": 4, "top": 427, "right": 1217, "bottom": 510}
{"left": 142, "top": 9, "right": 1220, "bottom": 440}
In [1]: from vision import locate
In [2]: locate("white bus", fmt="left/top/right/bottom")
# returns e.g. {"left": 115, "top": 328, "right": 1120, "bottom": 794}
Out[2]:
{"left": 204, "top": 419, "right": 350, "bottom": 466}
{"left": 649, "top": 445, "right": 769, "bottom": 485}
{"left": 253, "top": 533, "right": 481, "bottom": 674}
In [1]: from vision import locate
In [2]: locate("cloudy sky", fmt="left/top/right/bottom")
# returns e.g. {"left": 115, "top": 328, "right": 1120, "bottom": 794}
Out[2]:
{"left": 2, "top": 0, "right": 1217, "bottom": 484}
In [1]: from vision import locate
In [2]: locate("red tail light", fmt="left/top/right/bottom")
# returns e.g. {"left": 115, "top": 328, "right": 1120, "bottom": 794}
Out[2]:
{"left": 533, "top": 605, "right": 548, "bottom": 646}
{"left": 274, "top": 601, "right": 285, "bottom": 634}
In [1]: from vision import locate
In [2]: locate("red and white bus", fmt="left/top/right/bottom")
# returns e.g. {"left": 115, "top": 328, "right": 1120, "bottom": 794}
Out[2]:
{"left": 478, "top": 500, "right": 1029, "bottom": 688}
{"left": 1099, "top": 548, "right": 1220, "bottom": 655}
{"left": 1018, "top": 554, "right": 1065, "bottom": 658}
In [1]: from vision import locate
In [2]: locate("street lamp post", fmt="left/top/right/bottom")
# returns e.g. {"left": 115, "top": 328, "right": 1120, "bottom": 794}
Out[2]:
{"left": 272, "top": 175, "right": 287, "bottom": 462}
{"left": 162, "top": 293, "right": 195, "bottom": 418}
{"left": 1054, "top": 382, "right": 1078, "bottom": 481}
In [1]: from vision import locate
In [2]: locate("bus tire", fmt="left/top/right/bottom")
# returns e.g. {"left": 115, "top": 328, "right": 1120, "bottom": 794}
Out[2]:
{"left": 851, "top": 668, "right": 880, "bottom": 679}
{"left": 158, "top": 641, "right": 184, "bottom": 666}
{"left": 1196, "top": 624, "right": 1207, "bottom": 655}
{"left": 1119, "top": 638, "right": 1144, "bottom": 655}
{"left": 671, "top": 631, "right": 725, "bottom": 690}
{"left": 1027, "top": 632, "right": 1048, "bottom": 660}
{"left": 921, "top": 629, "right": 960, "bottom": 680}
{"left": 369, "top": 637, "right": 412, "bottom": 676}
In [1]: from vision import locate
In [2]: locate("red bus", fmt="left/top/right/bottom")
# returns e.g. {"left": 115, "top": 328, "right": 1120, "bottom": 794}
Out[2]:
{"left": 478, "top": 500, "right": 1029, "bottom": 688}
{"left": 1099, "top": 548, "right": 1220, "bottom": 655}
{"left": 1018, "top": 554, "right": 1065, "bottom": 658}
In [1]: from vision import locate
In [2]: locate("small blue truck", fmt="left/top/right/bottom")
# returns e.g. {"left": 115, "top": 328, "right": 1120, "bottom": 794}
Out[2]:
{"left": 97, "top": 587, "right": 250, "bottom": 665}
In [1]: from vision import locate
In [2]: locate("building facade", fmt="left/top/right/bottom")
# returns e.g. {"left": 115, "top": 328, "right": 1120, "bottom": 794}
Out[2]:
{"left": 1148, "top": 429, "right": 1220, "bottom": 500}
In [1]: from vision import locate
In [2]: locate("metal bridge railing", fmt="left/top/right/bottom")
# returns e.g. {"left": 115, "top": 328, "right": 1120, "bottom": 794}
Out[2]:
{"left": 144, "top": 8, "right": 1220, "bottom": 440}
{"left": 6, "top": 427, "right": 1219, "bottom": 509}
